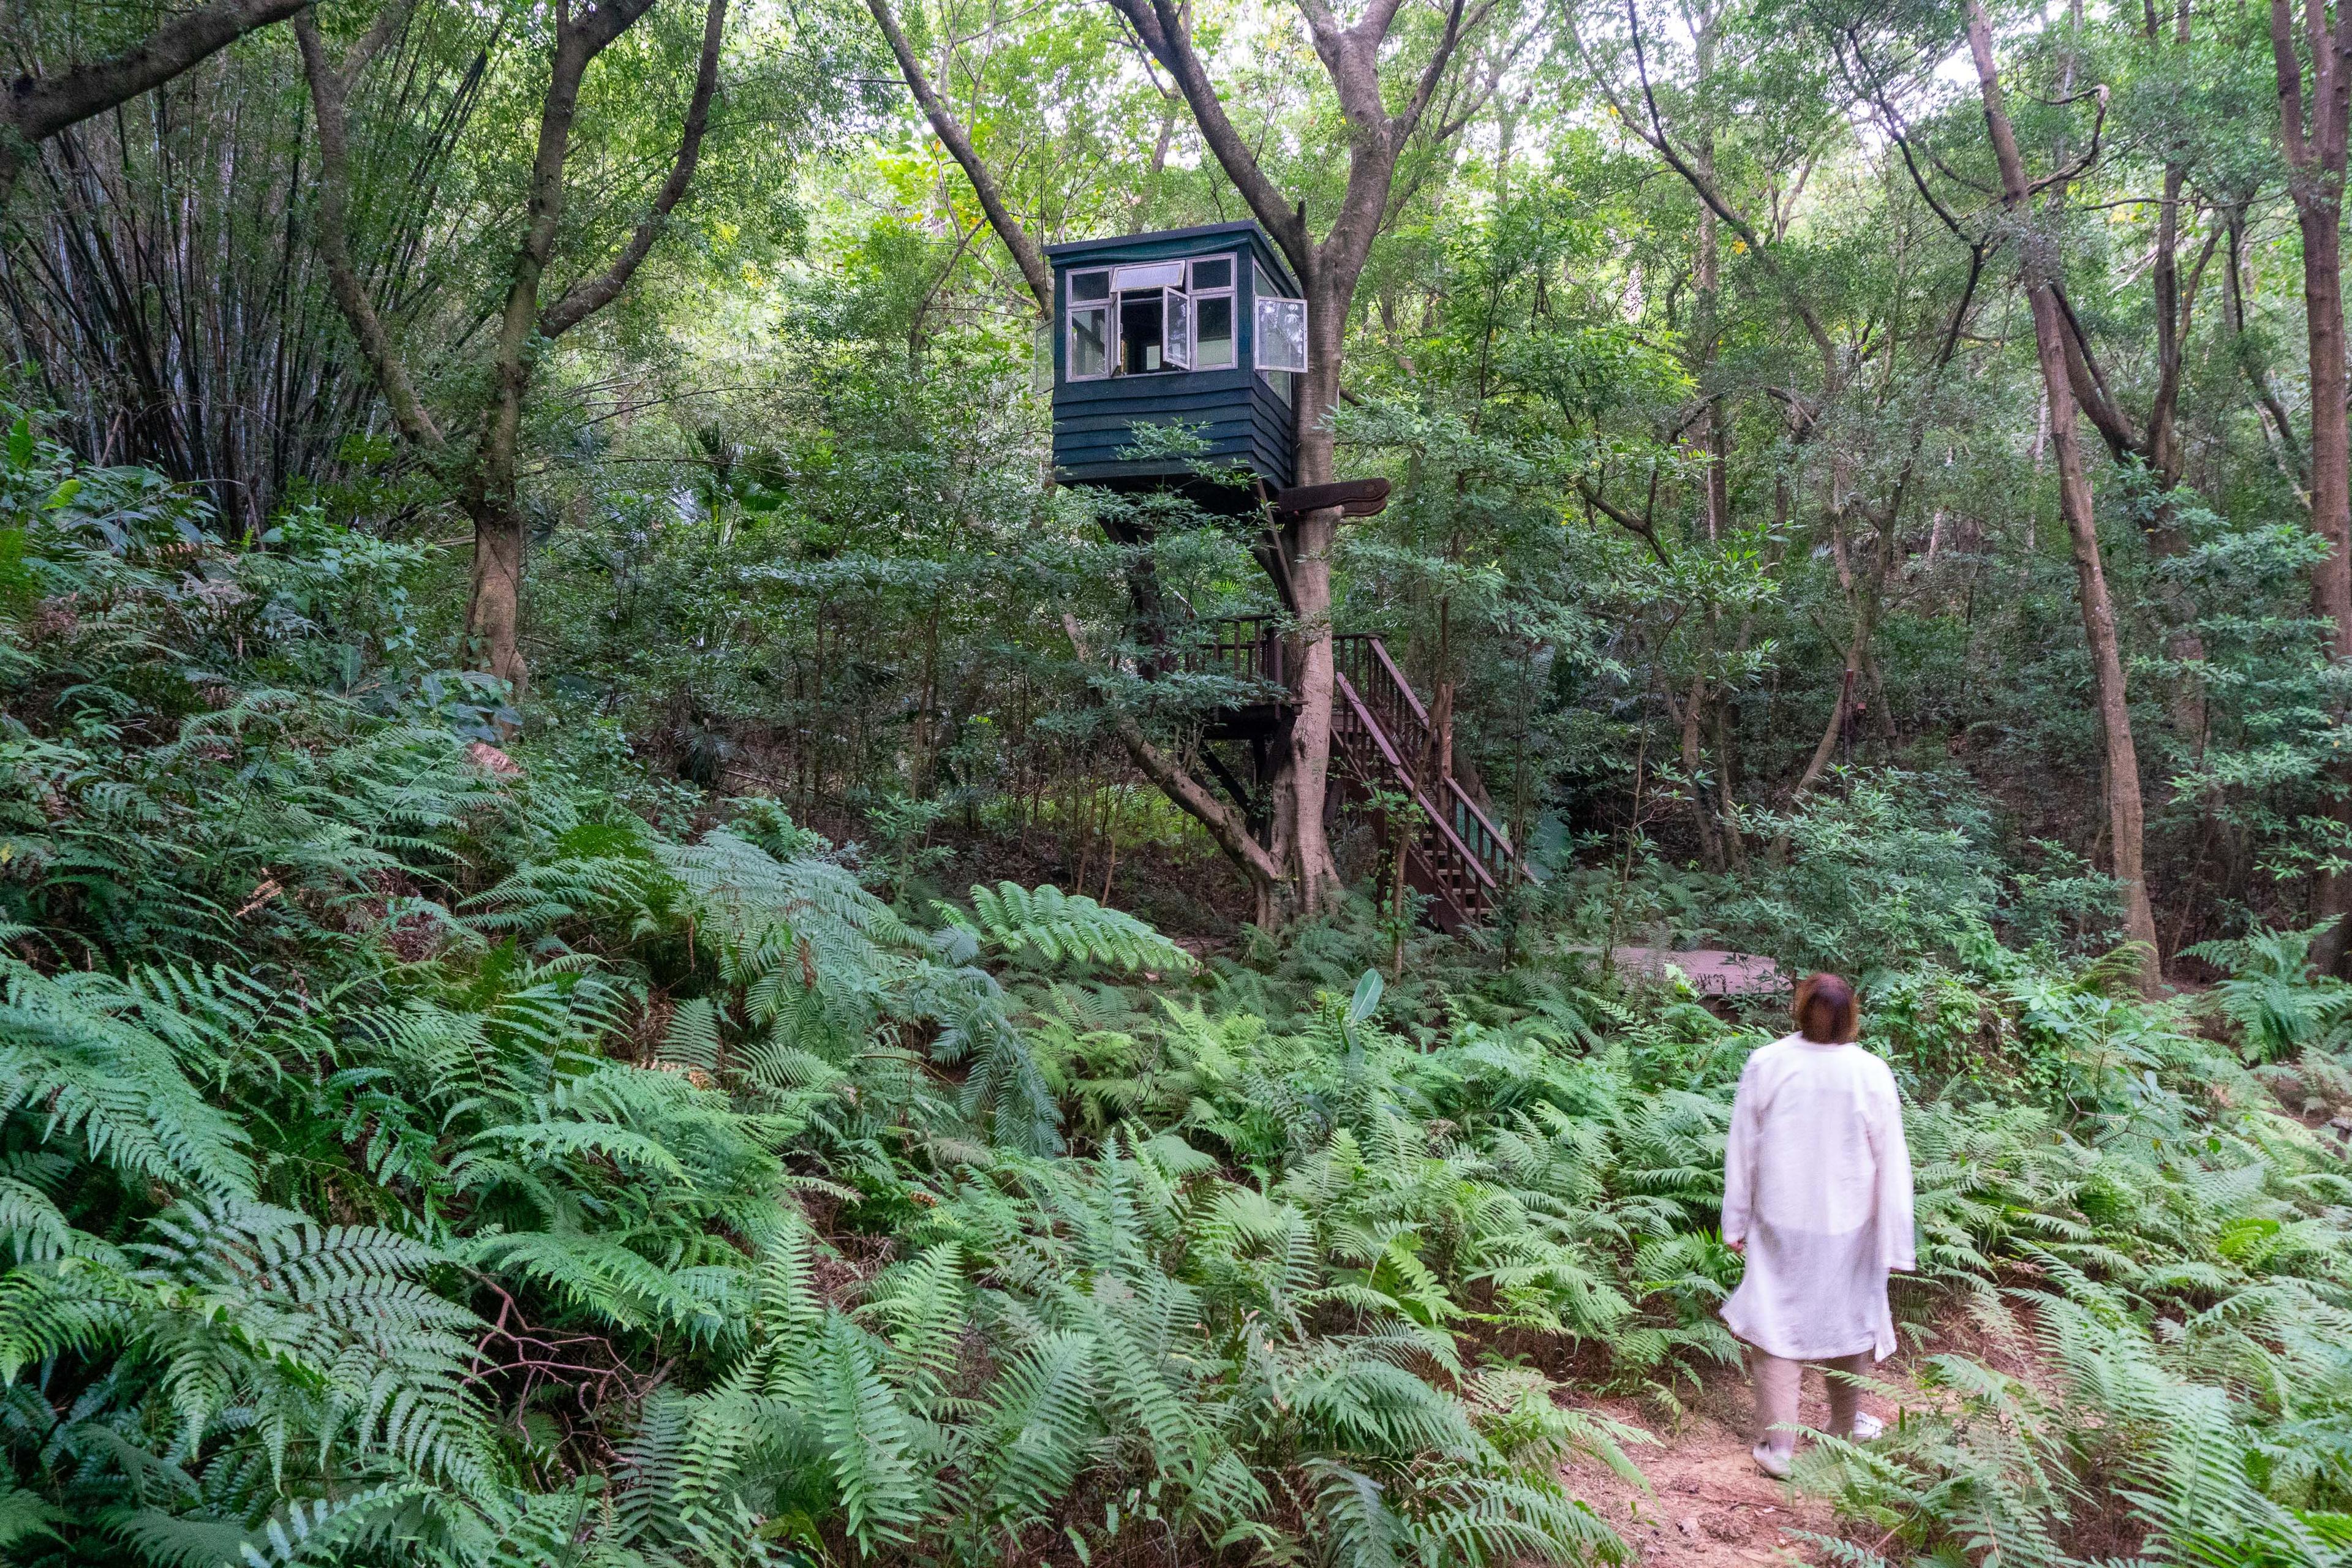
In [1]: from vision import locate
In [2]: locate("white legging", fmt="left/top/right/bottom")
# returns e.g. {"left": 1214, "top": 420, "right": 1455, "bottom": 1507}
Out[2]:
{"left": 1746, "top": 1343, "right": 1872, "bottom": 1456}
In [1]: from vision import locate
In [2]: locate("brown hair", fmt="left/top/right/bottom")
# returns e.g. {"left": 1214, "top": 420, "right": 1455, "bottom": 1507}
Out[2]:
{"left": 1793, "top": 972, "right": 1860, "bottom": 1044}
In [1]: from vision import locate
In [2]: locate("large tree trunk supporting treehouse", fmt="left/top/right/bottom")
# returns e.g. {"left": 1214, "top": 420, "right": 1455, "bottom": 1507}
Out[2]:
{"left": 1276, "top": 272, "right": 1362, "bottom": 913}
{"left": 2274, "top": 0, "right": 2352, "bottom": 968}
{"left": 1968, "top": 0, "right": 2162, "bottom": 990}
{"left": 1102, "top": 0, "right": 1496, "bottom": 917}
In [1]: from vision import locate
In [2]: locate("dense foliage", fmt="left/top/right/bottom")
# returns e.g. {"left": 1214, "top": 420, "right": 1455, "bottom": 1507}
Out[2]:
{"left": 13, "top": 0, "right": 2352, "bottom": 1560}
{"left": 1, "top": 423, "right": 2349, "bottom": 1566}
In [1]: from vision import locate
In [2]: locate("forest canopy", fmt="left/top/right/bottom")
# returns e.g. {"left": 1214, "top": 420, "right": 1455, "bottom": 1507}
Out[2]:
{"left": 5, "top": 0, "right": 2352, "bottom": 1562}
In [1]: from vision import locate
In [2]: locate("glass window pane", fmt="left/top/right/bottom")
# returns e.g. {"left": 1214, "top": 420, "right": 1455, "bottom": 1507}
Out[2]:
{"left": 1069, "top": 306, "right": 1109, "bottom": 378}
{"left": 1112, "top": 260, "right": 1185, "bottom": 291}
{"left": 1255, "top": 296, "right": 1308, "bottom": 372}
{"left": 1070, "top": 270, "right": 1110, "bottom": 301}
{"left": 1189, "top": 257, "right": 1232, "bottom": 290}
{"left": 1164, "top": 289, "right": 1192, "bottom": 369}
{"left": 1196, "top": 295, "right": 1234, "bottom": 368}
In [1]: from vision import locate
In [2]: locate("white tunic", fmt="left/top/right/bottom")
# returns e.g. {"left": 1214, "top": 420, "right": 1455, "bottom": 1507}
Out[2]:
{"left": 1719, "top": 1033, "right": 1916, "bottom": 1362}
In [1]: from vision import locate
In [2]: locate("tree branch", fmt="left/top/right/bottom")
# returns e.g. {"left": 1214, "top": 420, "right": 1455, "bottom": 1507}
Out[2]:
{"left": 1613, "top": 0, "right": 1840, "bottom": 371}
{"left": 864, "top": 0, "right": 1051, "bottom": 312}
{"left": 5, "top": 0, "right": 313, "bottom": 145}
{"left": 1104, "top": 0, "right": 1309, "bottom": 270}
{"left": 540, "top": 0, "right": 730, "bottom": 339}
{"left": 1060, "top": 614, "right": 1285, "bottom": 886}
{"left": 295, "top": 5, "right": 443, "bottom": 448}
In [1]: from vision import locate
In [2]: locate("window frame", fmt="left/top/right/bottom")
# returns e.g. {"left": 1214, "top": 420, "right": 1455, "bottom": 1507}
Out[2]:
{"left": 1065, "top": 268, "right": 1114, "bottom": 383}
{"left": 1253, "top": 263, "right": 1304, "bottom": 400}
{"left": 1163, "top": 286, "right": 1193, "bottom": 371}
{"left": 1188, "top": 255, "right": 1235, "bottom": 369}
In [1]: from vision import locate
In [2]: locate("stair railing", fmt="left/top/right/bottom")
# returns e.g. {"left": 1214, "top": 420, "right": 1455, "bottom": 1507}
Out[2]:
{"left": 1175, "top": 619, "right": 1530, "bottom": 924}
{"left": 1329, "top": 670, "right": 1501, "bottom": 923}
{"left": 1333, "top": 636, "right": 1527, "bottom": 890}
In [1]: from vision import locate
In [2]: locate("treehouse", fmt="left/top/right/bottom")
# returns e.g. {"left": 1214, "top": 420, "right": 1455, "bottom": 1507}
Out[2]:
{"left": 1045, "top": 221, "right": 1308, "bottom": 501}
{"left": 1044, "top": 224, "right": 1528, "bottom": 930}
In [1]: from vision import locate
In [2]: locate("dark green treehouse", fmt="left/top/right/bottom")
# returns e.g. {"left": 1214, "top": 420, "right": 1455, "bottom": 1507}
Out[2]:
{"left": 1046, "top": 221, "right": 1308, "bottom": 497}
{"left": 1046, "top": 221, "right": 1528, "bottom": 930}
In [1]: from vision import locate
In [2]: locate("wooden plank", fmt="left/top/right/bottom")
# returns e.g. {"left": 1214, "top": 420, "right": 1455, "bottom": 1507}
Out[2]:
{"left": 1056, "top": 368, "right": 1253, "bottom": 404}
{"left": 1055, "top": 435, "right": 1257, "bottom": 459}
{"left": 1054, "top": 406, "right": 1256, "bottom": 435}
{"left": 1273, "top": 478, "right": 1391, "bottom": 519}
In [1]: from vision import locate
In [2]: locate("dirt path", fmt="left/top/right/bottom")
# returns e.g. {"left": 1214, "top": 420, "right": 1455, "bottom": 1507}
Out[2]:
{"left": 1558, "top": 1363, "right": 1904, "bottom": 1566}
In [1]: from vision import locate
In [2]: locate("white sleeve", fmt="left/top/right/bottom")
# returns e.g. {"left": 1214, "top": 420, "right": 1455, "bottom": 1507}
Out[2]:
{"left": 1868, "top": 1067, "right": 1917, "bottom": 1272}
{"left": 1721, "top": 1058, "right": 1760, "bottom": 1248}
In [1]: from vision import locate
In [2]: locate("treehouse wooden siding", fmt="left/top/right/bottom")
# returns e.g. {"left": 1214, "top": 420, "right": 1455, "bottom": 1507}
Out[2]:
{"left": 1047, "top": 221, "right": 1300, "bottom": 495}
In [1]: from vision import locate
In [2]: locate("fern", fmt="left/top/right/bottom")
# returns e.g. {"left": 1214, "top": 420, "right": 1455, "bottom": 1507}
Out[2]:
{"left": 951, "top": 881, "right": 1197, "bottom": 973}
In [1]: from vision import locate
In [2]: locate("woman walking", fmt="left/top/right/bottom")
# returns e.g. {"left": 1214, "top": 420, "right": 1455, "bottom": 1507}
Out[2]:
{"left": 1721, "top": 972, "right": 1915, "bottom": 1477}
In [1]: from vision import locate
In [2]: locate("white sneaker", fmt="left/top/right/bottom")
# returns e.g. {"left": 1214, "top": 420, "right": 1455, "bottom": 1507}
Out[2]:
{"left": 1751, "top": 1442, "right": 1792, "bottom": 1479}
{"left": 1849, "top": 1411, "right": 1885, "bottom": 1441}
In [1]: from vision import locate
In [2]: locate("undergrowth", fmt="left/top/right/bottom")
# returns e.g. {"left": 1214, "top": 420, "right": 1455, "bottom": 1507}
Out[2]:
{"left": 2, "top": 424, "right": 2351, "bottom": 1568}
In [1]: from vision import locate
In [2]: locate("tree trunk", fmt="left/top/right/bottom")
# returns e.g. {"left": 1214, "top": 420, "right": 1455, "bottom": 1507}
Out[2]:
{"left": 1969, "top": 0, "right": 2162, "bottom": 989}
{"left": 1275, "top": 266, "right": 1360, "bottom": 914}
{"left": 2272, "top": 0, "right": 2352, "bottom": 969}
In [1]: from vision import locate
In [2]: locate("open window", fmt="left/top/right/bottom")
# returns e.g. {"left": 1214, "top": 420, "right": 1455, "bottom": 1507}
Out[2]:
{"left": 1163, "top": 287, "right": 1193, "bottom": 370}
{"left": 1252, "top": 263, "right": 1303, "bottom": 404}
{"left": 1063, "top": 254, "right": 1248, "bottom": 380}
{"left": 1254, "top": 296, "right": 1308, "bottom": 374}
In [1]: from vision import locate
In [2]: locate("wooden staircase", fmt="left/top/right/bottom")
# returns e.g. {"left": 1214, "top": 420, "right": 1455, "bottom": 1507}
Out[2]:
{"left": 1182, "top": 616, "right": 1532, "bottom": 930}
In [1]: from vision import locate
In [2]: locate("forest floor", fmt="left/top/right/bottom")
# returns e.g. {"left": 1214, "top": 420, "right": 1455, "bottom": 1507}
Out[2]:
{"left": 1560, "top": 1368, "right": 1862, "bottom": 1566}
{"left": 1560, "top": 1303, "right": 2045, "bottom": 1565}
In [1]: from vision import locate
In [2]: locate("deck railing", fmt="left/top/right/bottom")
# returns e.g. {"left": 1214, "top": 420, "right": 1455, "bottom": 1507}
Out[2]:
{"left": 1183, "top": 615, "right": 1286, "bottom": 690}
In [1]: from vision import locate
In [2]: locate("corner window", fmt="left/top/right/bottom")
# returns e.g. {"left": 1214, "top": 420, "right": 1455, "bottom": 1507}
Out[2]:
{"left": 1068, "top": 303, "right": 1110, "bottom": 380}
{"left": 1253, "top": 263, "right": 1304, "bottom": 402}
{"left": 1254, "top": 298, "right": 1308, "bottom": 374}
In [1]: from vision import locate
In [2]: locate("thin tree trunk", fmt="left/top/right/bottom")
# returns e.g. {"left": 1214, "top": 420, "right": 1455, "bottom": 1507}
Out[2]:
{"left": 1968, "top": 0, "right": 2163, "bottom": 989}
{"left": 2274, "top": 0, "right": 2352, "bottom": 967}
